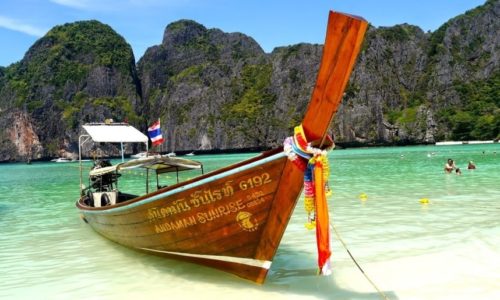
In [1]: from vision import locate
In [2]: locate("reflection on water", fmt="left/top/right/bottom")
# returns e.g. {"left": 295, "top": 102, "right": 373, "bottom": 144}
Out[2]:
{"left": 0, "top": 144, "right": 499, "bottom": 299}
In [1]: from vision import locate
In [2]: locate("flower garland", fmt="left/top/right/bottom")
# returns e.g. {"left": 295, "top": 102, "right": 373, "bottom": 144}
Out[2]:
{"left": 283, "top": 124, "right": 334, "bottom": 275}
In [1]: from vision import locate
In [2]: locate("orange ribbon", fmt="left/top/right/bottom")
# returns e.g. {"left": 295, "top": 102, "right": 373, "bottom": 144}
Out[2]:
{"left": 313, "top": 158, "right": 331, "bottom": 275}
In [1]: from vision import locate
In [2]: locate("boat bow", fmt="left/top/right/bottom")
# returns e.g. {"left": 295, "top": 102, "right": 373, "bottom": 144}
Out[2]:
{"left": 76, "top": 11, "right": 368, "bottom": 283}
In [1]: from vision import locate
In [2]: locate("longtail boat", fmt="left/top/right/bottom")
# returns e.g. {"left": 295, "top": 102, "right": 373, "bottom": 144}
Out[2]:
{"left": 76, "top": 11, "right": 367, "bottom": 283}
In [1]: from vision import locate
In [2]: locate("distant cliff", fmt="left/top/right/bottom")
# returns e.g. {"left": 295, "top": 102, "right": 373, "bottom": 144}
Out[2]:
{"left": 139, "top": 0, "right": 499, "bottom": 150}
{"left": 338, "top": 0, "right": 499, "bottom": 145}
{"left": 0, "top": 0, "right": 498, "bottom": 161}
{"left": 138, "top": 20, "right": 272, "bottom": 151}
{"left": 0, "top": 20, "right": 142, "bottom": 161}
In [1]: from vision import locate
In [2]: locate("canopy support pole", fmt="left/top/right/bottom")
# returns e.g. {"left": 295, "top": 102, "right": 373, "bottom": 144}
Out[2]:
{"left": 120, "top": 142, "right": 125, "bottom": 162}
{"left": 146, "top": 169, "right": 149, "bottom": 194}
{"left": 78, "top": 134, "right": 91, "bottom": 195}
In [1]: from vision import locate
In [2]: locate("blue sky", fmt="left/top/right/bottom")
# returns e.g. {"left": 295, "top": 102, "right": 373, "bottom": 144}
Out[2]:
{"left": 0, "top": 0, "right": 487, "bottom": 67}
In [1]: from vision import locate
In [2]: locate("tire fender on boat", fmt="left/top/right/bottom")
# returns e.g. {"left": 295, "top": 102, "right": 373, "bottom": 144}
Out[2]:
{"left": 101, "top": 193, "right": 111, "bottom": 207}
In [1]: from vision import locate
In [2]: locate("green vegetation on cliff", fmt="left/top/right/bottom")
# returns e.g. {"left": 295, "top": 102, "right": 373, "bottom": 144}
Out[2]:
{"left": 223, "top": 62, "right": 277, "bottom": 144}
{"left": 45, "top": 20, "right": 133, "bottom": 75}
{"left": 379, "top": 25, "right": 420, "bottom": 42}
{"left": 0, "top": 19, "right": 142, "bottom": 161}
{"left": 3, "top": 20, "right": 136, "bottom": 111}
{"left": 438, "top": 72, "right": 500, "bottom": 140}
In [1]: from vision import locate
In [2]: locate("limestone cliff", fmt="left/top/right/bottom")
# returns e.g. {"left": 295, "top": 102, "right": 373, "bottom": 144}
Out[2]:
{"left": 0, "top": 1, "right": 498, "bottom": 161}
{"left": 139, "top": 0, "right": 498, "bottom": 151}
{"left": 0, "top": 20, "right": 142, "bottom": 161}
{"left": 138, "top": 20, "right": 272, "bottom": 151}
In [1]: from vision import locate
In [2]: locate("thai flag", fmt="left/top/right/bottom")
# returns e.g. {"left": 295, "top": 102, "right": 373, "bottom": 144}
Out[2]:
{"left": 148, "top": 120, "right": 164, "bottom": 146}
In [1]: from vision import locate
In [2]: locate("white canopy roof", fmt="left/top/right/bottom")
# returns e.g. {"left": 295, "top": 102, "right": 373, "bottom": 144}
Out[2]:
{"left": 89, "top": 155, "right": 203, "bottom": 176}
{"left": 82, "top": 123, "right": 148, "bottom": 143}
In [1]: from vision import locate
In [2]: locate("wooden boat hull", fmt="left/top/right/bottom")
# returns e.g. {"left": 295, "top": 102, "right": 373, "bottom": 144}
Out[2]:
{"left": 78, "top": 151, "right": 303, "bottom": 283}
{"left": 77, "top": 11, "right": 368, "bottom": 283}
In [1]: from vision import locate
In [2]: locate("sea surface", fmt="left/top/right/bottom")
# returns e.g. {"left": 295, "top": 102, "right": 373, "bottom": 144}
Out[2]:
{"left": 1, "top": 144, "right": 499, "bottom": 300}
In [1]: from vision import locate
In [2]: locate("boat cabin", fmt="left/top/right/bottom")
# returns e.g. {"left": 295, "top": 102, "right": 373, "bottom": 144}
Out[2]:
{"left": 83, "top": 155, "right": 203, "bottom": 207}
{"left": 78, "top": 123, "right": 203, "bottom": 208}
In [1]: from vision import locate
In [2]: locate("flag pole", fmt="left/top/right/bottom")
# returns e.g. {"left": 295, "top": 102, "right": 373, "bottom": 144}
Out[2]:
{"left": 146, "top": 120, "right": 149, "bottom": 157}
{"left": 159, "top": 118, "right": 162, "bottom": 154}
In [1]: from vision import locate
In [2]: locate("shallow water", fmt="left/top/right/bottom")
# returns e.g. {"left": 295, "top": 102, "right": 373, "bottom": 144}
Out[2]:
{"left": 1, "top": 144, "right": 499, "bottom": 299}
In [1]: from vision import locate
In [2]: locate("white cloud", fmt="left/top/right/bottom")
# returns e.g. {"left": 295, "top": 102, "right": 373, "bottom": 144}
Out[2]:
{"left": 0, "top": 16, "right": 47, "bottom": 37}
{"left": 127, "top": 0, "right": 190, "bottom": 6}
{"left": 51, "top": 0, "right": 189, "bottom": 11}
{"left": 49, "top": 0, "right": 90, "bottom": 9}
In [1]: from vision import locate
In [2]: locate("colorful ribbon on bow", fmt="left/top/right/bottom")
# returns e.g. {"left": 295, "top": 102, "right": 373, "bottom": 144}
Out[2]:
{"left": 283, "top": 124, "right": 333, "bottom": 275}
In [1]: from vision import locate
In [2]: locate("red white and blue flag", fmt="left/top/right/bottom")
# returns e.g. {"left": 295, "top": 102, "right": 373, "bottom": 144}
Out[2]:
{"left": 148, "top": 119, "right": 164, "bottom": 146}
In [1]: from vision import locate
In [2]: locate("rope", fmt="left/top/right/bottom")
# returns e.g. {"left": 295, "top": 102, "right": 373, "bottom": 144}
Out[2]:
{"left": 331, "top": 222, "right": 391, "bottom": 300}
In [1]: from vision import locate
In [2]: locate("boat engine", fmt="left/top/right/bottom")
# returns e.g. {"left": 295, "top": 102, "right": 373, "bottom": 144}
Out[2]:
{"left": 89, "top": 159, "right": 120, "bottom": 207}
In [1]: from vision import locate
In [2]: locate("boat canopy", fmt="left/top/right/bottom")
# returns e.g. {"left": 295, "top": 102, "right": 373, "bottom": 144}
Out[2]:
{"left": 82, "top": 123, "right": 148, "bottom": 143}
{"left": 90, "top": 155, "right": 203, "bottom": 177}
{"left": 79, "top": 122, "right": 150, "bottom": 193}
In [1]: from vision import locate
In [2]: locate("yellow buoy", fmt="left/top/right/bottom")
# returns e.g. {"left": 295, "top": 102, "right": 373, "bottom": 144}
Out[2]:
{"left": 419, "top": 198, "right": 430, "bottom": 204}
{"left": 359, "top": 193, "right": 368, "bottom": 201}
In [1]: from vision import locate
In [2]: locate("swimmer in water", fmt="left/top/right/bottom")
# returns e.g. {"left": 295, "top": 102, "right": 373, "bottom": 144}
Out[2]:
{"left": 444, "top": 158, "right": 456, "bottom": 173}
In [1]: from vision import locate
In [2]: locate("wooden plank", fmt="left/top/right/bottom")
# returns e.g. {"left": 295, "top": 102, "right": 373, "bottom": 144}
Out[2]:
{"left": 83, "top": 157, "right": 287, "bottom": 254}
{"left": 302, "top": 11, "right": 368, "bottom": 143}
{"left": 255, "top": 11, "right": 367, "bottom": 263}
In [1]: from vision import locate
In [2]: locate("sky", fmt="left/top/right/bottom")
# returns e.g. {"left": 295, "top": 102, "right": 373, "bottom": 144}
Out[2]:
{"left": 0, "top": 0, "right": 487, "bottom": 67}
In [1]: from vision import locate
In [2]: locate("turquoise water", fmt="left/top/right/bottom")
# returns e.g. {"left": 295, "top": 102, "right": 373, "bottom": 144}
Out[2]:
{"left": 0, "top": 145, "right": 499, "bottom": 299}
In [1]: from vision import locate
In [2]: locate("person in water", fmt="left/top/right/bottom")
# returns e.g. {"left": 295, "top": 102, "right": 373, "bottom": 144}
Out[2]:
{"left": 444, "top": 158, "right": 456, "bottom": 173}
{"left": 468, "top": 161, "right": 476, "bottom": 169}
{"left": 455, "top": 168, "right": 462, "bottom": 175}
